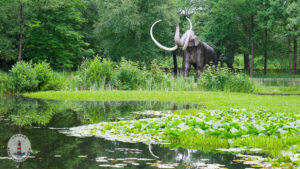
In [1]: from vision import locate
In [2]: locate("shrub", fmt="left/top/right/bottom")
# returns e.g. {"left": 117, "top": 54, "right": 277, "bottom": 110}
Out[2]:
{"left": 146, "top": 59, "right": 168, "bottom": 90}
{"left": 8, "top": 61, "right": 38, "bottom": 92}
{"left": 199, "top": 64, "right": 253, "bottom": 93}
{"left": 114, "top": 59, "right": 146, "bottom": 90}
{"left": 0, "top": 71, "right": 8, "bottom": 94}
{"left": 34, "top": 62, "right": 54, "bottom": 91}
{"left": 46, "top": 72, "right": 65, "bottom": 91}
{"left": 80, "top": 56, "right": 114, "bottom": 89}
{"left": 224, "top": 73, "right": 252, "bottom": 93}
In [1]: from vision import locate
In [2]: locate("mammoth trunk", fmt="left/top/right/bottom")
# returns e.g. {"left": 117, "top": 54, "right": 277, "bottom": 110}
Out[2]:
{"left": 174, "top": 24, "right": 182, "bottom": 46}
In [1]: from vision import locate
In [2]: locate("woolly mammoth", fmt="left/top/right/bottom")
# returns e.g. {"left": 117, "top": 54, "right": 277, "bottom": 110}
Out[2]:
{"left": 150, "top": 18, "right": 217, "bottom": 77}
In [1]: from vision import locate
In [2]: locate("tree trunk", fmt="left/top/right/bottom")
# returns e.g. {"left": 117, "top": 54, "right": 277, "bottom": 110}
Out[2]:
{"left": 293, "top": 36, "right": 298, "bottom": 74}
{"left": 172, "top": 51, "right": 178, "bottom": 76}
{"left": 263, "top": 29, "right": 268, "bottom": 75}
{"left": 244, "top": 54, "right": 249, "bottom": 73}
{"left": 250, "top": 15, "right": 255, "bottom": 77}
{"left": 288, "top": 35, "right": 292, "bottom": 74}
{"left": 250, "top": 40, "right": 254, "bottom": 77}
{"left": 18, "top": 1, "right": 24, "bottom": 61}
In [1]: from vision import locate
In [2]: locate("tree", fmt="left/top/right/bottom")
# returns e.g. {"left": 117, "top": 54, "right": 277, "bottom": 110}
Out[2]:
{"left": 93, "top": 0, "right": 178, "bottom": 64}
{"left": 193, "top": 0, "right": 252, "bottom": 69}
{"left": 287, "top": 1, "right": 300, "bottom": 74}
{"left": 0, "top": 0, "right": 24, "bottom": 68}
{"left": 24, "top": 0, "right": 91, "bottom": 70}
{"left": 18, "top": 0, "right": 24, "bottom": 61}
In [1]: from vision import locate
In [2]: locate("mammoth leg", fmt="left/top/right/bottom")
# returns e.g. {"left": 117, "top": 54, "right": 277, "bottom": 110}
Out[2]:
{"left": 196, "top": 47, "right": 204, "bottom": 77}
{"left": 192, "top": 63, "right": 200, "bottom": 80}
{"left": 172, "top": 51, "right": 178, "bottom": 76}
{"left": 182, "top": 50, "right": 191, "bottom": 77}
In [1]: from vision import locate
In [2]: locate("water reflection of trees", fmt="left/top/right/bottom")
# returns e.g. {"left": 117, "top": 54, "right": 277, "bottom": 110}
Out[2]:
{"left": 0, "top": 96, "right": 199, "bottom": 127}
{"left": 0, "top": 97, "right": 241, "bottom": 169}
{"left": 0, "top": 96, "right": 208, "bottom": 169}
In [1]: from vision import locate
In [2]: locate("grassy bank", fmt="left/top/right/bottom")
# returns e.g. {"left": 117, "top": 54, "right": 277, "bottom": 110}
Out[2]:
{"left": 24, "top": 90, "right": 300, "bottom": 112}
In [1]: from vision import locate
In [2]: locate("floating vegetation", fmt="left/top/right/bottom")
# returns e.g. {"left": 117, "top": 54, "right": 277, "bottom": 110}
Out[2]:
{"left": 66, "top": 109, "right": 299, "bottom": 143}
{"left": 63, "top": 108, "right": 300, "bottom": 168}
{"left": 133, "top": 110, "right": 171, "bottom": 116}
{"left": 216, "top": 147, "right": 263, "bottom": 153}
{"left": 114, "top": 148, "right": 143, "bottom": 154}
{"left": 234, "top": 150, "right": 300, "bottom": 169}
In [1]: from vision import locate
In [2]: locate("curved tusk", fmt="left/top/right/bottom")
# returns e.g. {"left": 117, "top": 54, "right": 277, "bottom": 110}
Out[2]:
{"left": 182, "top": 17, "right": 192, "bottom": 51}
{"left": 150, "top": 20, "right": 178, "bottom": 52}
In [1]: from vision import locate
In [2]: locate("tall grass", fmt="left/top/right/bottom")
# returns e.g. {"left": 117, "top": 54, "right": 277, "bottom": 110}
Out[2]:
{"left": 0, "top": 71, "right": 8, "bottom": 94}
{"left": 4, "top": 58, "right": 255, "bottom": 93}
{"left": 198, "top": 64, "right": 253, "bottom": 93}
{"left": 252, "top": 78, "right": 300, "bottom": 87}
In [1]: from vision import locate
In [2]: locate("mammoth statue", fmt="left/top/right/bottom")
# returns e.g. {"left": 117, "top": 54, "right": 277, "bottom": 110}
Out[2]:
{"left": 150, "top": 18, "right": 217, "bottom": 77}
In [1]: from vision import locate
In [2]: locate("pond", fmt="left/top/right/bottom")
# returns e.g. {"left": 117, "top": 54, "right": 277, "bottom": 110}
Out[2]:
{"left": 0, "top": 96, "right": 255, "bottom": 169}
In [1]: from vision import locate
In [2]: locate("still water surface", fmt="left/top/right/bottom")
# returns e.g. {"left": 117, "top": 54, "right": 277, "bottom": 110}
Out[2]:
{"left": 0, "top": 96, "right": 252, "bottom": 168}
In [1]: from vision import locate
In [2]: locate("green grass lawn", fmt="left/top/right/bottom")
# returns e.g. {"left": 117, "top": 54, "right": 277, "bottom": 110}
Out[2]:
{"left": 24, "top": 90, "right": 300, "bottom": 112}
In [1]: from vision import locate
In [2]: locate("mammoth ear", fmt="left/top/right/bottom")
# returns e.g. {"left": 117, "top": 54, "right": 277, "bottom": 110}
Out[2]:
{"left": 193, "top": 39, "right": 200, "bottom": 46}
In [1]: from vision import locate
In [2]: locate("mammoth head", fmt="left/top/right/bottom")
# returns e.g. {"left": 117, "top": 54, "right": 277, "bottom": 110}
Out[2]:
{"left": 150, "top": 18, "right": 194, "bottom": 52}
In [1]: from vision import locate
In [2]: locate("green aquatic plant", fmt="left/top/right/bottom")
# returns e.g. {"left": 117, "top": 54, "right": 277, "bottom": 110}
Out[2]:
{"left": 65, "top": 108, "right": 299, "bottom": 157}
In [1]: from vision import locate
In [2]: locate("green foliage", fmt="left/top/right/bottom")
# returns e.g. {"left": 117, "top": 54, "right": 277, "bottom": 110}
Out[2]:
{"left": 0, "top": 0, "right": 299, "bottom": 73}
{"left": 286, "top": 1, "right": 300, "bottom": 37}
{"left": 94, "top": 0, "right": 178, "bottom": 63}
{"left": 199, "top": 64, "right": 253, "bottom": 93}
{"left": 34, "top": 62, "right": 54, "bottom": 91}
{"left": 0, "top": 71, "right": 8, "bottom": 94}
{"left": 8, "top": 61, "right": 38, "bottom": 92}
{"left": 0, "top": 0, "right": 19, "bottom": 65}
{"left": 114, "top": 59, "right": 146, "bottom": 90}
{"left": 24, "top": 0, "right": 91, "bottom": 70}
{"left": 70, "top": 108, "right": 299, "bottom": 158}
{"left": 7, "top": 61, "right": 60, "bottom": 92}
{"left": 79, "top": 56, "right": 114, "bottom": 89}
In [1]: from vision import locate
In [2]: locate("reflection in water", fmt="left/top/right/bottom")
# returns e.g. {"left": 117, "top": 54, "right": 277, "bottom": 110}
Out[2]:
{"left": 0, "top": 96, "right": 248, "bottom": 169}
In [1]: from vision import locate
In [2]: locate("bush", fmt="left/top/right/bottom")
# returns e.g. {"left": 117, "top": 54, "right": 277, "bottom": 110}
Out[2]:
{"left": 0, "top": 71, "right": 8, "bottom": 94}
{"left": 80, "top": 56, "right": 114, "bottom": 89}
{"left": 34, "top": 62, "right": 54, "bottom": 91}
{"left": 7, "top": 61, "right": 59, "bottom": 92}
{"left": 199, "top": 64, "right": 253, "bottom": 93}
{"left": 146, "top": 59, "right": 168, "bottom": 90}
{"left": 8, "top": 61, "right": 38, "bottom": 92}
{"left": 114, "top": 59, "right": 146, "bottom": 90}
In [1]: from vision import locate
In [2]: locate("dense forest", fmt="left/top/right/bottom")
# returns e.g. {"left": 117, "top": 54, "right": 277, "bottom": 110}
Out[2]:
{"left": 0, "top": 0, "right": 299, "bottom": 75}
